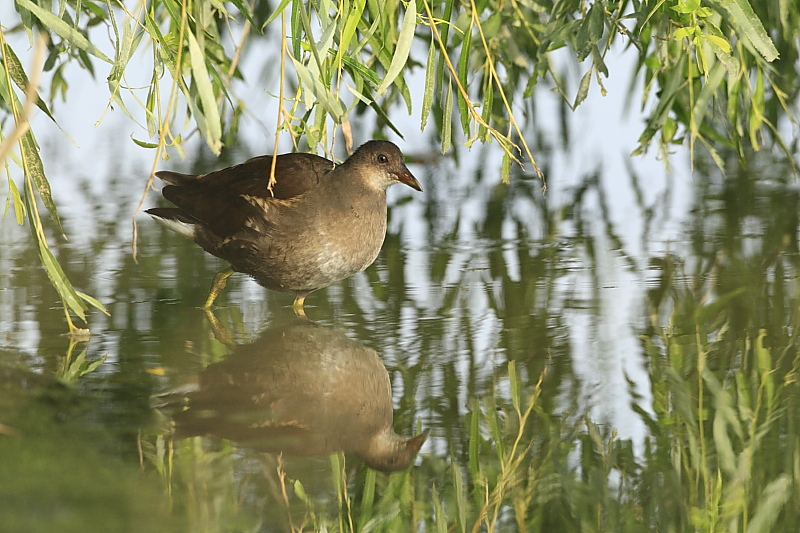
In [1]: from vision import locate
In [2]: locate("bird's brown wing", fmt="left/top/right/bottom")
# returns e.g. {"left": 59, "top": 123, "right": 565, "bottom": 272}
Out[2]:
{"left": 155, "top": 152, "right": 336, "bottom": 238}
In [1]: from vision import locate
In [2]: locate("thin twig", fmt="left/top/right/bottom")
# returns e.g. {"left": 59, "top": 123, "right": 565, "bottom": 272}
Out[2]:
{"left": 268, "top": 8, "right": 289, "bottom": 195}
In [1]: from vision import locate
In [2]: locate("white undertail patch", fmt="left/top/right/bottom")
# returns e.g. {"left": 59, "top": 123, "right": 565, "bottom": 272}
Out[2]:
{"left": 148, "top": 213, "right": 196, "bottom": 239}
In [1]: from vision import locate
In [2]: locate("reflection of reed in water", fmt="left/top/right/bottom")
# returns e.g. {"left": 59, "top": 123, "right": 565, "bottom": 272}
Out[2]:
{"left": 164, "top": 318, "right": 427, "bottom": 472}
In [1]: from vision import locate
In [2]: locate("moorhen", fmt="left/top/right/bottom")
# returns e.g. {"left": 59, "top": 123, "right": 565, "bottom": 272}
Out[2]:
{"left": 146, "top": 141, "right": 422, "bottom": 312}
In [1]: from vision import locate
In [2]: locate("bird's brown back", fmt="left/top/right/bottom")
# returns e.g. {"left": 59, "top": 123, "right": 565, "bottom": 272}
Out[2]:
{"left": 157, "top": 152, "right": 335, "bottom": 238}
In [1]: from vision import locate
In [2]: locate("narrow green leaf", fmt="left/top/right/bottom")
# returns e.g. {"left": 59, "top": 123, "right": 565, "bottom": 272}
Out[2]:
{"left": 576, "top": 2, "right": 604, "bottom": 61}
{"left": 442, "top": 80, "right": 453, "bottom": 153}
{"left": 365, "top": 90, "right": 404, "bottom": 137}
{"left": 225, "top": 0, "right": 256, "bottom": 26}
{"left": 587, "top": 1, "right": 604, "bottom": 42}
{"left": 334, "top": 0, "right": 366, "bottom": 68}
{"left": 339, "top": 53, "right": 382, "bottom": 87}
{"left": 501, "top": 150, "right": 511, "bottom": 183}
{"left": 573, "top": 69, "right": 592, "bottom": 109}
{"left": 703, "top": 34, "right": 731, "bottom": 53}
{"left": 351, "top": 7, "right": 382, "bottom": 56}
{"left": 264, "top": 0, "right": 291, "bottom": 27}
{"left": 37, "top": 239, "right": 87, "bottom": 322}
{"left": 1, "top": 44, "right": 56, "bottom": 123}
{"left": 76, "top": 290, "right": 110, "bottom": 316}
{"left": 186, "top": 30, "right": 222, "bottom": 154}
{"left": 107, "top": 14, "right": 138, "bottom": 92}
{"left": 16, "top": 0, "right": 114, "bottom": 64}
{"left": 456, "top": 23, "right": 472, "bottom": 134}
{"left": 673, "top": 27, "right": 695, "bottom": 40}
{"left": 291, "top": 56, "right": 345, "bottom": 118}
{"left": 436, "top": 0, "right": 455, "bottom": 93}
{"left": 291, "top": 0, "right": 302, "bottom": 59}
{"left": 692, "top": 60, "right": 726, "bottom": 126}
{"left": 420, "top": 39, "right": 436, "bottom": 131}
{"left": 7, "top": 177, "right": 26, "bottom": 225}
{"left": 707, "top": 0, "right": 779, "bottom": 61}
{"left": 143, "top": 11, "right": 176, "bottom": 74}
{"left": 704, "top": 19, "right": 738, "bottom": 75}
{"left": 375, "top": 0, "right": 417, "bottom": 97}
{"left": 479, "top": 75, "right": 493, "bottom": 141}
{"left": 749, "top": 68, "right": 764, "bottom": 149}
{"left": 20, "top": 130, "right": 65, "bottom": 236}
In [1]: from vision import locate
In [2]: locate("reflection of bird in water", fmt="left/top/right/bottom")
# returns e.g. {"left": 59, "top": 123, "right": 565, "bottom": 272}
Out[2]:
{"left": 162, "top": 318, "right": 427, "bottom": 472}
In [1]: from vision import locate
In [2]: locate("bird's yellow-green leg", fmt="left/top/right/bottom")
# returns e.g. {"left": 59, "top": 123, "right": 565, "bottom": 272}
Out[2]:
{"left": 203, "top": 266, "right": 234, "bottom": 309}
{"left": 292, "top": 292, "right": 309, "bottom": 316}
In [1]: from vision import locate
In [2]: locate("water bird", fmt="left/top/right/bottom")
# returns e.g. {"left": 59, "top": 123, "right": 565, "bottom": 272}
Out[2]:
{"left": 146, "top": 140, "right": 422, "bottom": 313}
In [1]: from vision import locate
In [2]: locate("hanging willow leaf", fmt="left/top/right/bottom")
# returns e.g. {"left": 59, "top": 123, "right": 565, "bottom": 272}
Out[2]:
{"left": 225, "top": 0, "right": 256, "bottom": 26}
{"left": 479, "top": 75, "right": 493, "bottom": 141}
{"left": 291, "top": 56, "right": 346, "bottom": 119}
{"left": 7, "top": 177, "right": 25, "bottom": 225}
{"left": 76, "top": 290, "right": 110, "bottom": 316}
{"left": 20, "top": 129, "right": 65, "bottom": 237}
{"left": 107, "top": 14, "right": 139, "bottom": 99}
{"left": 421, "top": 39, "right": 436, "bottom": 131}
{"left": 375, "top": 0, "right": 417, "bottom": 97}
{"left": 573, "top": 69, "right": 592, "bottom": 109}
{"left": 501, "top": 150, "right": 511, "bottom": 183}
{"left": 457, "top": 22, "right": 472, "bottom": 135}
{"left": 338, "top": 53, "right": 382, "bottom": 87}
{"left": 264, "top": 0, "right": 292, "bottom": 27}
{"left": 442, "top": 80, "right": 453, "bottom": 153}
{"left": 1, "top": 44, "right": 56, "bottom": 123}
{"left": 365, "top": 93, "right": 404, "bottom": 138}
{"left": 186, "top": 29, "right": 223, "bottom": 154}
{"left": 707, "top": 0, "right": 779, "bottom": 61}
{"left": 334, "top": 0, "right": 366, "bottom": 68}
{"left": 37, "top": 239, "right": 87, "bottom": 322}
{"left": 16, "top": 0, "right": 113, "bottom": 64}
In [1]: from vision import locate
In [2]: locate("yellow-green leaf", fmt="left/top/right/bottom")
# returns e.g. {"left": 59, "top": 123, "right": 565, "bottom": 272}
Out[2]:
{"left": 38, "top": 240, "right": 87, "bottom": 322}
{"left": 375, "top": 0, "right": 417, "bottom": 97}
{"left": 706, "top": 0, "right": 779, "bottom": 61}
{"left": 421, "top": 39, "right": 436, "bottom": 131}
{"left": 442, "top": 80, "right": 453, "bottom": 153}
{"left": 334, "top": 0, "right": 366, "bottom": 68}
{"left": 76, "top": 290, "right": 110, "bottom": 316}
{"left": 16, "top": 0, "right": 113, "bottom": 64}
{"left": 7, "top": 177, "right": 26, "bottom": 225}
{"left": 20, "top": 129, "right": 65, "bottom": 236}
{"left": 291, "top": 56, "right": 345, "bottom": 119}
{"left": 2, "top": 43, "right": 56, "bottom": 123}
{"left": 186, "top": 30, "right": 222, "bottom": 154}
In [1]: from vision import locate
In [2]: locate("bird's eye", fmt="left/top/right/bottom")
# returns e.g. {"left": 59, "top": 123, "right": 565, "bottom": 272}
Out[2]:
{"left": 377, "top": 154, "right": 389, "bottom": 164}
